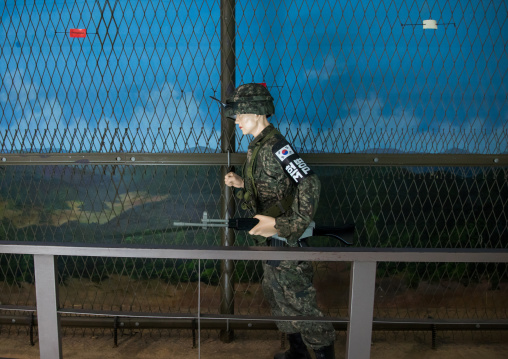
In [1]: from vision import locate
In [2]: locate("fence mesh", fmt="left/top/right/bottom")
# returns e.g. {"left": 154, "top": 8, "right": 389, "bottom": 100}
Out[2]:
{"left": 1, "top": 0, "right": 506, "bottom": 154}
{"left": 1, "top": 0, "right": 507, "bottom": 342}
{"left": 0, "top": 165, "right": 506, "bottom": 321}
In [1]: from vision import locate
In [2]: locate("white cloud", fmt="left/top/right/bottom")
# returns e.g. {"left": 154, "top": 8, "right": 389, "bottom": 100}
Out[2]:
{"left": 0, "top": 69, "right": 38, "bottom": 108}
{"left": 1, "top": 64, "right": 505, "bottom": 154}
{"left": 87, "top": 83, "right": 219, "bottom": 153}
{"left": 305, "top": 55, "right": 343, "bottom": 81}
{"left": 265, "top": 93, "right": 507, "bottom": 154}
{"left": 0, "top": 65, "right": 220, "bottom": 152}
{"left": 331, "top": 93, "right": 507, "bottom": 153}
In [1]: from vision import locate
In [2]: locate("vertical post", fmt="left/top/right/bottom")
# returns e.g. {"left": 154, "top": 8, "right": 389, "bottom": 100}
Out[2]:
{"left": 34, "top": 254, "right": 62, "bottom": 359}
{"left": 219, "top": 0, "right": 236, "bottom": 343}
{"left": 346, "top": 261, "right": 377, "bottom": 359}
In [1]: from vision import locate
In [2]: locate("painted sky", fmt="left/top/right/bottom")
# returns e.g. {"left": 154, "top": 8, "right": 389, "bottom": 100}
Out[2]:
{"left": 0, "top": 0, "right": 506, "bottom": 153}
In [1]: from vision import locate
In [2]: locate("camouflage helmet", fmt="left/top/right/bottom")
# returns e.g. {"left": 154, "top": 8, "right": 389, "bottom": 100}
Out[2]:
{"left": 224, "top": 83, "right": 275, "bottom": 119}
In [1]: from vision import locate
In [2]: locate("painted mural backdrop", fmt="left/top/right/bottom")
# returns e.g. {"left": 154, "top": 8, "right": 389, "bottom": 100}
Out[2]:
{"left": 1, "top": 0, "right": 506, "bottom": 154}
{"left": 0, "top": 1, "right": 506, "bottom": 296}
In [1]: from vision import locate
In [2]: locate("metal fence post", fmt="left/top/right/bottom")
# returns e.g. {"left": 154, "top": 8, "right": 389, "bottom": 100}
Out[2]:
{"left": 219, "top": 0, "right": 236, "bottom": 343}
{"left": 346, "top": 261, "right": 377, "bottom": 359}
{"left": 34, "top": 254, "right": 62, "bottom": 359}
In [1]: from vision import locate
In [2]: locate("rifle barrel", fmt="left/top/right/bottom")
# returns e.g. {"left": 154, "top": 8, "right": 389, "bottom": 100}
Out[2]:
{"left": 172, "top": 222, "right": 227, "bottom": 228}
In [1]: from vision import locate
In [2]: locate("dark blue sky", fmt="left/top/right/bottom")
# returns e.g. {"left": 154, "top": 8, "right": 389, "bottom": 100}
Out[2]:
{"left": 1, "top": 0, "right": 506, "bottom": 153}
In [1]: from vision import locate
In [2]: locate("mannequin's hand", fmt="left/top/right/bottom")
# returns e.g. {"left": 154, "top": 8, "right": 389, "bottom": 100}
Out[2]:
{"left": 224, "top": 172, "right": 244, "bottom": 188}
{"left": 249, "top": 215, "right": 277, "bottom": 237}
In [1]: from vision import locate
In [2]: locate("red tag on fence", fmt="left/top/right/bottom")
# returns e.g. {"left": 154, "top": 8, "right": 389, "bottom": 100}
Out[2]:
{"left": 70, "top": 29, "right": 86, "bottom": 38}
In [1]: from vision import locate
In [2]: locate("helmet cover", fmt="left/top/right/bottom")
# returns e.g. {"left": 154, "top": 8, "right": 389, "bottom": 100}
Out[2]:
{"left": 224, "top": 83, "right": 275, "bottom": 119}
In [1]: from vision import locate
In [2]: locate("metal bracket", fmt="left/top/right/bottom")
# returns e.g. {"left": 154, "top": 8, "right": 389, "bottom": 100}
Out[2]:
{"left": 192, "top": 318, "right": 197, "bottom": 348}
{"left": 30, "top": 313, "right": 35, "bottom": 346}
{"left": 114, "top": 316, "right": 119, "bottom": 347}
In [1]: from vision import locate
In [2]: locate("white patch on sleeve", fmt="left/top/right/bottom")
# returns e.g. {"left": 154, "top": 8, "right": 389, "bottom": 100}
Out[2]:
{"left": 285, "top": 162, "right": 304, "bottom": 182}
{"left": 275, "top": 144, "right": 295, "bottom": 161}
{"left": 294, "top": 158, "right": 311, "bottom": 175}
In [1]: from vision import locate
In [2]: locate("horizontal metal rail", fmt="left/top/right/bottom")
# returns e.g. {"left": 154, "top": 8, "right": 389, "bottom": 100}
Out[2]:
{"left": 1, "top": 242, "right": 507, "bottom": 262}
{"left": 1, "top": 242, "right": 507, "bottom": 359}
{"left": 2, "top": 313, "right": 507, "bottom": 331}
{"left": 0, "top": 153, "right": 506, "bottom": 166}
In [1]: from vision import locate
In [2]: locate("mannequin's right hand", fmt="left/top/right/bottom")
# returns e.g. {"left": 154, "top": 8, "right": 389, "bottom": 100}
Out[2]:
{"left": 224, "top": 172, "right": 244, "bottom": 188}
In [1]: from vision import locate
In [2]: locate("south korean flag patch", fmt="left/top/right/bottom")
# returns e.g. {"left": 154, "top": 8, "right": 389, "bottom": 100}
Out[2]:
{"left": 272, "top": 139, "right": 314, "bottom": 184}
{"left": 275, "top": 145, "right": 295, "bottom": 161}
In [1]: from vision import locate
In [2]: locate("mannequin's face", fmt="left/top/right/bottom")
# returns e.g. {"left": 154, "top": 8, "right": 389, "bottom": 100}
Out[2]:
{"left": 235, "top": 114, "right": 264, "bottom": 136}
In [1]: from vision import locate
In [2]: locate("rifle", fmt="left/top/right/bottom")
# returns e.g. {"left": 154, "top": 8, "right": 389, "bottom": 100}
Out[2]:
{"left": 173, "top": 211, "right": 354, "bottom": 246}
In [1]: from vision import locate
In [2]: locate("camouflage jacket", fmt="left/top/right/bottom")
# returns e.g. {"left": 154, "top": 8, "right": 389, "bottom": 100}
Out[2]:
{"left": 242, "top": 124, "right": 321, "bottom": 246}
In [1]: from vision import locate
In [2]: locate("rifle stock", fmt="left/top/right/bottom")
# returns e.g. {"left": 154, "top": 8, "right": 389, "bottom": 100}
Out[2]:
{"left": 312, "top": 224, "right": 355, "bottom": 245}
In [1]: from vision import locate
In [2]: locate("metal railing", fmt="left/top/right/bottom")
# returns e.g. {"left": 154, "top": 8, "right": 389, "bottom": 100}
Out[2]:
{"left": 1, "top": 241, "right": 507, "bottom": 359}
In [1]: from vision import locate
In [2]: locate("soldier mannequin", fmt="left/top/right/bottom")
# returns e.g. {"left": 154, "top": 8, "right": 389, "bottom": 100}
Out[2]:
{"left": 223, "top": 83, "right": 335, "bottom": 359}
{"left": 224, "top": 113, "right": 277, "bottom": 237}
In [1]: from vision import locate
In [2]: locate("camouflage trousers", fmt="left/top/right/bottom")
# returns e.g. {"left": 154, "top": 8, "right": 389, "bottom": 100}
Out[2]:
{"left": 262, "top": 260, "right": 336, "bottom": 350}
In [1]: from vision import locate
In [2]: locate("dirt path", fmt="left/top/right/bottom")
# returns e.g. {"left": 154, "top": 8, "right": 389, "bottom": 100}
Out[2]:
{"left": 1, "top": 331, "right": 508, "bottom": 358}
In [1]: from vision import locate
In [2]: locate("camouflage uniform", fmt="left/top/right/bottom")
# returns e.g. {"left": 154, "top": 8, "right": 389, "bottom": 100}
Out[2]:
{"left": 243, "top": 124, "right": 336, "bottom": 350}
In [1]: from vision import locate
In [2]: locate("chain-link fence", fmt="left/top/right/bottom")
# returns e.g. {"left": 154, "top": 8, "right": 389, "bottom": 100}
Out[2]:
{"left": 1, "top": 0, "right": 507, "bottom": 347}
{"left": 1, "top": 0, "right": 506, "bottom": 154}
